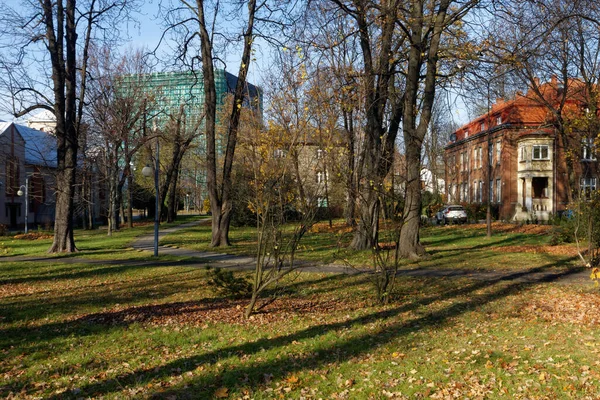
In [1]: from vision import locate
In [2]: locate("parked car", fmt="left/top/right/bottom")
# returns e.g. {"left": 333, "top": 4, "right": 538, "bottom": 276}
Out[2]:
{"left": 436, "top": 205, "right": 468, "bottom": 225}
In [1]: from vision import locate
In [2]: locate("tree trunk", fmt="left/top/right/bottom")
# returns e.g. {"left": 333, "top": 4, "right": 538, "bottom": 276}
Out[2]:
{"left": 48, "top": 160, "right": 77, "bottom": 253}
{"left": 398, "top": 0, "right": 449, "bottom": 259}
{"left": 211, "top": 203, "right": 232, "bottom": 246}
{"left": 343, "top": 112, "right": 357, "bottom": 226}
{"left": 127, "top": 173, "right": 133, "bottom": 228}
{"left": 196, "top": 0, "right": 257, "bottom": 247}
{"left": 399, "top": 150, "right": 425, "bottom": 258}
{"left": 167, "top": 165, "right": 180, "bottom": 222}
{"left": 350, "top": 192, "right": 380, "bottom": 250}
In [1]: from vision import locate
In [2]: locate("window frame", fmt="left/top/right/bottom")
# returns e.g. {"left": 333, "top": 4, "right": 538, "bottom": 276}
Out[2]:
{"left": 532, "top": 145, "right": 549, "bottom": 160}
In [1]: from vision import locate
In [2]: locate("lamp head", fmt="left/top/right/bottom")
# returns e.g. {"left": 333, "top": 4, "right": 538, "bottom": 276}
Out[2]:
{"left": 141, "top": 165, "right": 153, "bottom": 177}
{"left": 17, "top": 189, "right": 23, "bottom": 197}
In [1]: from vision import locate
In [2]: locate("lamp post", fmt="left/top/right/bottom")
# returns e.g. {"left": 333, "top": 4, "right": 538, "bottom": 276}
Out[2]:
{"left": 17, "top": 176, "right": 29, "bottom": 234}
{"left": 142, "top": 121, "right": 159, "bottom": 257}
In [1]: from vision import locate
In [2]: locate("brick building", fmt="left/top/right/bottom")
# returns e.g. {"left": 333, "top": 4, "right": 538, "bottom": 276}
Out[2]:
{"left": 444, "top": 77, "right": 597, "bottom": 221}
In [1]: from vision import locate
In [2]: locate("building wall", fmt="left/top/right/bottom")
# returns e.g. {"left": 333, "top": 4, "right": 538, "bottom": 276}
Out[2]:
{"left": 0, "top": 124, "right": 26, "bottom": 228}
{"left": 0, "top": 123, "right": 57, "bottom": 230}
{"left": 445, "top": 78, "right": 598, "bottom": 221}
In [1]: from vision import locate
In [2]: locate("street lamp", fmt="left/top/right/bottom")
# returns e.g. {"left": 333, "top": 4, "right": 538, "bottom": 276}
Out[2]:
{"left": 17, "top": 177, "right": 29, "bottom": 234}
{"left": 142, "top": 121, "right": 159, "bottom": 257}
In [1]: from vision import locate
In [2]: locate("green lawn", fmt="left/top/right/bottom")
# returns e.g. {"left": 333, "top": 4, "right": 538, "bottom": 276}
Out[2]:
{"left": 1, "top": 219, "right": 597, "bottom": 399}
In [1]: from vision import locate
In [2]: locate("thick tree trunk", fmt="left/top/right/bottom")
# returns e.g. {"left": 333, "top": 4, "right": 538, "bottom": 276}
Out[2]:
{"left": 210, "top": 202, "right": 232, "bottom": 247}
{"left": 399, "top": 152, "right": 425, "bottom": 259}
{"left": 350, "top": 192, "right": 380, "bottom": 250}
{"left": 48, "top": 161, "right": 77, "bottom": 253}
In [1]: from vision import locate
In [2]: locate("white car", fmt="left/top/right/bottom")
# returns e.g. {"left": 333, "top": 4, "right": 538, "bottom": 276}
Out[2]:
{"left": 436, "top": 205, "right": 468, "bottom": 225}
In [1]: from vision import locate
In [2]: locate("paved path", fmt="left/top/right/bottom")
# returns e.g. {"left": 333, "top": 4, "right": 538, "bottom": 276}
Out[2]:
{"left": 1, "top": 219, "right": 593, "bottom": 285}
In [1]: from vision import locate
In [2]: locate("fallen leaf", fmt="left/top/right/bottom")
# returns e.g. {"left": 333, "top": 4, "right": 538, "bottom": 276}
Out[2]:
{"left": 215, "top": 387, "right": 229, "bottom": 398}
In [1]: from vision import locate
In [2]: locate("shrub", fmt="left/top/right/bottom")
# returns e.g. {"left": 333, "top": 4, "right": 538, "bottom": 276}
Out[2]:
{"left": 205, "top": 267, "right": 252, "bottom": 298}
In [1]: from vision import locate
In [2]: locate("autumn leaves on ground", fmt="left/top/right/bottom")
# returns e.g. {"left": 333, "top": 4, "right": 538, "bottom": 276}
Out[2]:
{"left": 1, "top": 220, "right": 600, "bottom": 399}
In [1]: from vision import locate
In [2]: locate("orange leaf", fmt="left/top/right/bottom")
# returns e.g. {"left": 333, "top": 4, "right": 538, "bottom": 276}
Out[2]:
{"left": 215, "top": 387, "right": 229, "bottom": 398}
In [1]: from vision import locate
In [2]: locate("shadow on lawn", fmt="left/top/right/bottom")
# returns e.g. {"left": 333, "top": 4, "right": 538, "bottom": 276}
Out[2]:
{"left": 0, "top": 272, "right": 357, "bottom": 355}
{"left": 0, "top": 256, "right": 230, "bottom": 286}
{"left": 40, "top": 258, "right": 582, "bottom": 399}
{"left": 423, "top": 233, "right": 557, "bottom": 258}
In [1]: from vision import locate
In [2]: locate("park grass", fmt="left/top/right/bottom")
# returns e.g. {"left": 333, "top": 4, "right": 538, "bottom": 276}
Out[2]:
{"left": 1, "top": 256, "right": 599, "bottom": 399}
{"left": 160, "top": 219, "right": 578, "bottom": 272}
{"left": 1, "top": 218, "right": 599, "bottom": 399}
{"left": 0, "top": 215, "right": 202, "bottom": 258}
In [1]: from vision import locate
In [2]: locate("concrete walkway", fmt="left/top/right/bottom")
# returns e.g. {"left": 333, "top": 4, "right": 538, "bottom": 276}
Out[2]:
{"left": 1, "top": 219, "right": 592, "bottom": 285}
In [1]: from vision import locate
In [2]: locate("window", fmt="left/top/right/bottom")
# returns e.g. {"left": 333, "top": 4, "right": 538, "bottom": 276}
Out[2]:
{"left": 496, "top": 115, "right": 502, "bottom": 125}
{"left": 273, "top": 149, "right": 286, "bottom": 158}
{"left": 532, "top": 145, "right": 549, "bottom": 160}
{"left": 479, "top": 181, "right": 483, "bottom": 203}
{"left": 473, "top": 180, "right": 478, "bottom": 203}
{"left": 316, "top": 171, "right": 328, "bottom": 184}
{"left": 464, "top": 129, "right": 469, "bottom": 139}
{"left": 316, "top": 149, "right": 325, "bottom": 159}
{"left": 496, "top": 141, "right": 501, "bottom": 164}
{"left": 460, "top": 152, "right": 465, "bottom": 171}
{"left": 532, "top": 177, "right": 549, "bottom": 198}
{"left": 581, "top": 177, "right": 597, "bottom": 199}
{"left": 480, "top": 122, "right": 485, "bottom": 132}
{"left": 478, "top": 147, "right": 483, "bottom": 168}
{"left": 489, "top": 180, "right": 494, "bottom": 203}
{"left": 496, "top": 179, "right": 501, "bottom": 203}
{"left": 5, "top": 156, "right": 19, "bottom": 196}
{"left": 519, "top": 146, "right": 526, "bottom": 161}
{"left": 582, "top": 138, "right": 596, "bottom": 161}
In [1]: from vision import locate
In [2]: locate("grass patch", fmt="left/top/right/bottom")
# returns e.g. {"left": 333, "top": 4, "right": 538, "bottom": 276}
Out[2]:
{"left": 1, "top": 217, "right": 595, "bottom": 399}
{"left": 161, "top": 220, "right": 579, "bottom": 272}
{"left": 1, "top": 256, "right": 599, "bottom": 399}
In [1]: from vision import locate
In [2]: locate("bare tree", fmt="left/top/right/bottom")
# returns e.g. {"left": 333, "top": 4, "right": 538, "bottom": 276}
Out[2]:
{"left": 159, "top": 105, "right": 203, "bottom": 222}
{"left": 320, "top": 0, "right": 477, "bottom": 257}
{"left": 160, "top": 0, "right": 291, "bottom": 246}
{"left": 86, "top": 46, "right": 155, "bottom": 234}
{"left": 0, "top": 1, "right": 137, "bottom": 252}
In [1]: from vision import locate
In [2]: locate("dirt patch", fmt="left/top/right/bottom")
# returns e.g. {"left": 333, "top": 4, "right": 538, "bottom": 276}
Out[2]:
{"left": 521, "top": 287, "right": 600, "bottom": 326}
{"left": 459, "top": 222, "right": 552, "bottom": 235}
{"left": 77, "top": 297, "right": 363, "bottom": 327}
{"left": 13, "top": 232, "right": 53, "bottom": 240}
{"left": 489, "top": 244, "right": 579, "bottom": 256}
{"left": 310, "top": 221, "right": 354, "bottom": 234}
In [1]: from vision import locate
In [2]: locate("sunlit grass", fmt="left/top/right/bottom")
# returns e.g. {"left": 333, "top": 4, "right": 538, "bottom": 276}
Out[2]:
{"left": 1, "top": 255, "right": 598, "bottom": 398}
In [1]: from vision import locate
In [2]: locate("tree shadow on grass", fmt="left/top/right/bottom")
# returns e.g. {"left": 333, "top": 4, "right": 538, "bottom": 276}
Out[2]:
{"left": 41, "top": 258, "right": 582, "bottom": 399}
{"left": 0, "top": 273, "right": 361, "bottom": 364}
